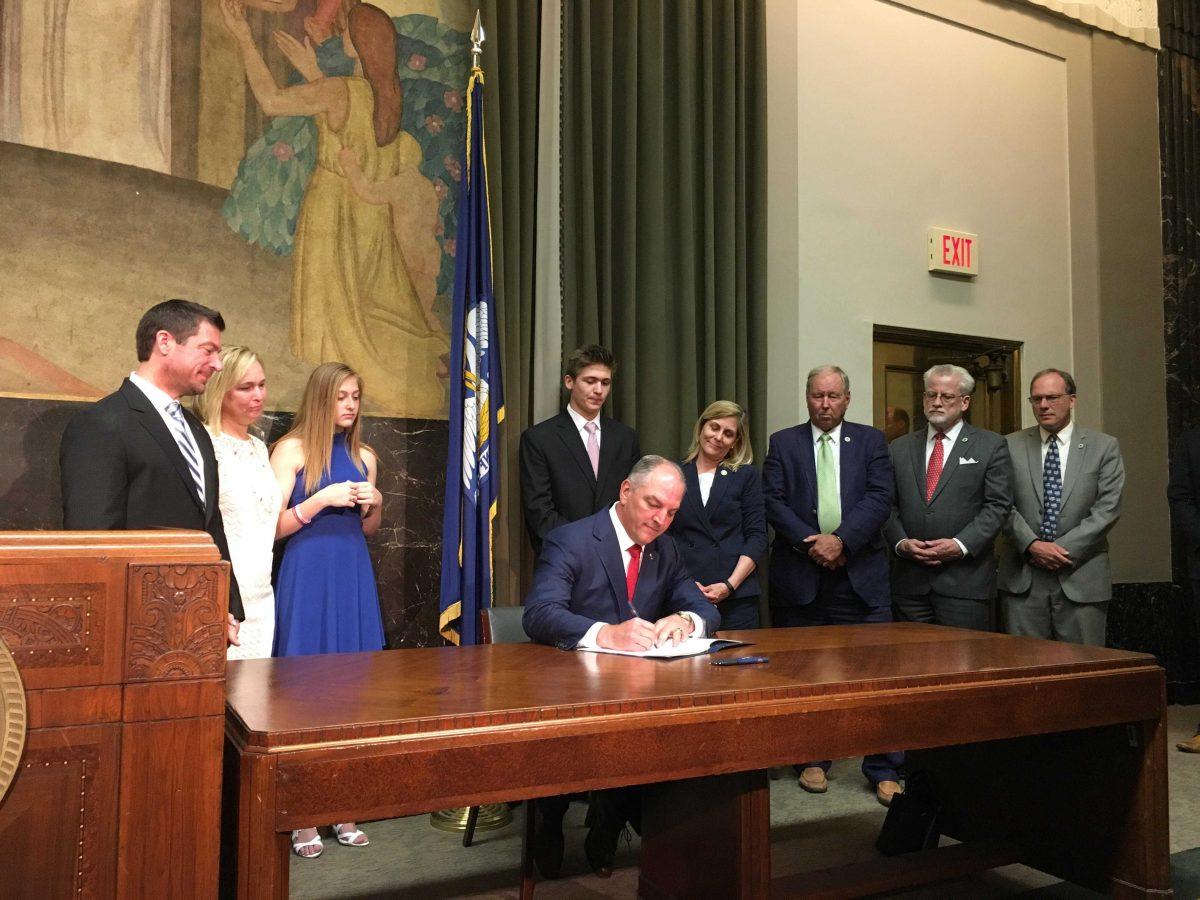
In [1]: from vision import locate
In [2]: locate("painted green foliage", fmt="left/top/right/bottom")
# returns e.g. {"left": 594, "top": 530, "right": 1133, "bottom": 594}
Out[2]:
{"left": 222, "top": 14, "right": 470, "bottom": 308}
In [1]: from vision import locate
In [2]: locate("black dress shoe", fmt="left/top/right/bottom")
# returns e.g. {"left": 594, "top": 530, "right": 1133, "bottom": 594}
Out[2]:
{"left": 532, "top": 803, "right": 565, "bottom": 879}
{"left": 584, "top": 823, "right": 620, "bottom": 878}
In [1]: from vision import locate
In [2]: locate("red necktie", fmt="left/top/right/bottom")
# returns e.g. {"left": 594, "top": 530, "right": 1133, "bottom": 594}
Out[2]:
{"left": 626, "top": 545, "right": 642, "bottom": 612}
{"left": 925, "top": 432, "right": 946, "bottom": 503}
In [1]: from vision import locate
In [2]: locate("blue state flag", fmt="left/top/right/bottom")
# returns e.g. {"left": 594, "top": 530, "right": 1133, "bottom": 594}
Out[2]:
{"left": 439, "top": 66, "right": 503, "bottom": 646}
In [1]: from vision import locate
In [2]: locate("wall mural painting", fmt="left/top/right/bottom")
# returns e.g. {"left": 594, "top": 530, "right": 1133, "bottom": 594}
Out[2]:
{"left": 0, "top": 0, "right": 470, "bottom": 419}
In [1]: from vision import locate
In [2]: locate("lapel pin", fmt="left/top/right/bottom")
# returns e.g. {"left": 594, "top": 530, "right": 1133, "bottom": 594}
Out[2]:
{"left": 720, "top": 469, "right": 728, "bottom": 476}
{"left": 961, "top": 437, "right": 969, "bottom": 442}
{"left": 1077, "top": 443, "right": 1083, "bottom": 449}
{"left": 844, "top": 436, "right": 851, "bottom": 442}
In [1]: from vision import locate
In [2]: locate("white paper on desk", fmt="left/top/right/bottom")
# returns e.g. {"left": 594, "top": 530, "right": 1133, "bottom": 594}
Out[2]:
{"left": 577, "top": 637, "right": 746, "bottom": 659}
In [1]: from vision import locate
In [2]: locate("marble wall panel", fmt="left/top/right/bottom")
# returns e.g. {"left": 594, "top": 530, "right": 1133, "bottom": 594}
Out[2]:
{"left": 1158, "top": 2, "right": 1200, "bottom": 697}
{"left": 1109, "top": 582, "right": 1200, "bottom": 704}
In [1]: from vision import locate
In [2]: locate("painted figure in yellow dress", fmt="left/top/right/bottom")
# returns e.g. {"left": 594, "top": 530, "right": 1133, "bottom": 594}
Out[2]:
{"left": 222, "top": 0, "right": 449, "bottom": 419}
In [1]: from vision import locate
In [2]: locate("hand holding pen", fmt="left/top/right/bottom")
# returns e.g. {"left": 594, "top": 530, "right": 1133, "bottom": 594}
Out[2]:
{"left": 596, "top": 617, "right": 657, "bottom": 651}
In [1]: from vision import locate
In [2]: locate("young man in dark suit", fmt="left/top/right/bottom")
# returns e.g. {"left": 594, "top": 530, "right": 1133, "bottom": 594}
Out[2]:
{"left": 763, "top": 364, "right": 900, "bottom": 805}
{"left": 520, "top": 345, "right": 640, "bottom": 554}
{"left": 523, "top": 456, "right": 721, "bottom": 879}
{"left": 59, "top": 299, "right": 243, "bottom": 641}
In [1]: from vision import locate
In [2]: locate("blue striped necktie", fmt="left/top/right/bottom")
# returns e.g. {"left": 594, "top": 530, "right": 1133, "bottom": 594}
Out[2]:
{"left": 1040, "top": 436, "right": 1061, "bottom": 541}
{"left": 166, "top": 401, "right": 205, "bottom": 505}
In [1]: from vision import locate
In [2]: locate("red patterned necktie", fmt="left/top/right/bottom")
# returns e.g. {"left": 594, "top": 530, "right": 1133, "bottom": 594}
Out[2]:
{"left": 925, "top": 432, "right": 946, "bottom": 503}
{"left": 626, "top": 545, "right": 642, "bottom": 612}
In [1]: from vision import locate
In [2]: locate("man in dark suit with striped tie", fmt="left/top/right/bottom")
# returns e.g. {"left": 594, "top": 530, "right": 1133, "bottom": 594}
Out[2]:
{"left": 59, "top": 299, "right": 244, "bottom": 639}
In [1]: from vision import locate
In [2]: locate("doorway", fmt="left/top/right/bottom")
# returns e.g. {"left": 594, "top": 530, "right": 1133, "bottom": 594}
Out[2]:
{"left": 873, "top": 325, "right": 1022, "bottom": 441}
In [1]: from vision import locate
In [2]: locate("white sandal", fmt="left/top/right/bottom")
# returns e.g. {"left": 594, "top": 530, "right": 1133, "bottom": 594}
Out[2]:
{"left": 291, "top": 829, "right": 323, "bottom": 858}
{"left": 334, "top": 823, "right": 369, "bottom": 847}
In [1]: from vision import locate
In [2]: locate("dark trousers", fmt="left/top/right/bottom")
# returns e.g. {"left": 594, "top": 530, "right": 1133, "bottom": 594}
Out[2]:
{"left": 892, "top": 590, "right": 991, "bottom": 631}
{"left": 718, "top": 596, "right": 761, "bottom": 631}
{"left": 535, "top": 788, "right": 641, "bottom": 837}
{"left": 1192, "top": 578, "right": 1200, "bottom": 732}
{"left": 771, "top": 568, "right": 903, "bottom": 784}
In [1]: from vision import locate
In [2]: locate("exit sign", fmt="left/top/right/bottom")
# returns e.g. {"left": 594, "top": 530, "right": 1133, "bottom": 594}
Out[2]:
{"left": 928, "top": 228, "right": 978, "bottom": 276}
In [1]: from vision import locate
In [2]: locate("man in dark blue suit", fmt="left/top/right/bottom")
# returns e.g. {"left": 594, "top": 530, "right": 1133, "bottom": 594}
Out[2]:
{"left": 763, "top": 364, "right": 901, "bottom": 805}
{"left": 523, "top": 455, "right": 721, "bottom": 877}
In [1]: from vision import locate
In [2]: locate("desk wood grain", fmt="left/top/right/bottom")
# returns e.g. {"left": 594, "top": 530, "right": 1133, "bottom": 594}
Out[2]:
{"left": 224, "top": 624, "right": 1169, "bottom": 899}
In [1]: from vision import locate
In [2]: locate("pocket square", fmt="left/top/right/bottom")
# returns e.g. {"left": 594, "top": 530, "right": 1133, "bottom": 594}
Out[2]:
{"left": 958, "top": 457, "right": 978, "bottom": 465}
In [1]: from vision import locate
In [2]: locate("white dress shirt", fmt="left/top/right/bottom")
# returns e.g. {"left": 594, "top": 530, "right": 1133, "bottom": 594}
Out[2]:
{"left": 575, "top": 505, "right": 707, "bottom": 648}
{"left": 129, "top": 371, "right": 207, "bottom": 498}
{"left": 923, "top": 419, "right": 965, "bottom": 468}
{"left": 697, "top": 470, "right": 715, "bottom": 505}
{"left": 1038, "top": 420, "right": 1074, "bottom": 476}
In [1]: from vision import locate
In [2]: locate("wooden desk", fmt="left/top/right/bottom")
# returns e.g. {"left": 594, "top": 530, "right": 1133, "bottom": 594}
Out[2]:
{"left": 223, "top": 624, "right": 1169, "bottom": 899}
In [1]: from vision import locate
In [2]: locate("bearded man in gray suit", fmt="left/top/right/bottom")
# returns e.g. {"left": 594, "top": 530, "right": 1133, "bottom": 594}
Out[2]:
{"left": 998, "top": 369, "right": 1125, "bottom": 646}
{"left": 884, "top": 364, "right": 1013, "bottom": 630}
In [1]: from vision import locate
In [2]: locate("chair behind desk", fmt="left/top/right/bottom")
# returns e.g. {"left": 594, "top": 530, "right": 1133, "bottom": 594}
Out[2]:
{"left": 0, "top": 531, "right": 230, "bottom": 900}
{"left": 480, "top": 605, "right": 530, "bottom": 645}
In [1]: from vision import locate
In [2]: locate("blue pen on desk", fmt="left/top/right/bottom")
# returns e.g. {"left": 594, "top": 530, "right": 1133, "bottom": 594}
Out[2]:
{"left": 711, "top": 656, "right": 769, "bottom": 666}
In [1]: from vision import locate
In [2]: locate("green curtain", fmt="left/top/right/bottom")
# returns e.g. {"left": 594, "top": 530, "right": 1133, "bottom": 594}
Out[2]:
{"left": 561, "top": 0, "right": 767, "bottom": 461}
{"left": 481, "top": 0, "right": 542, "bottom": 606}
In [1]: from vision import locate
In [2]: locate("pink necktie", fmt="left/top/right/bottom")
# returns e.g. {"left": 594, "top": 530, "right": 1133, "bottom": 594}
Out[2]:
{"left": 584, "top": 421, "right": 600, "bottom": 477}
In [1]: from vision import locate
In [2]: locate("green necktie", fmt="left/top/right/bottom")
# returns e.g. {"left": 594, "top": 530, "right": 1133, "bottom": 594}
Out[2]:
{"left": 817, "top": 433, "right": 841, "bottom": 533}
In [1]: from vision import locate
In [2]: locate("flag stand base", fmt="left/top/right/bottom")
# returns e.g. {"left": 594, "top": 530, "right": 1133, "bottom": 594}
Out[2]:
{"left": 429, "top": 804, "right": 513, "bottom": 835}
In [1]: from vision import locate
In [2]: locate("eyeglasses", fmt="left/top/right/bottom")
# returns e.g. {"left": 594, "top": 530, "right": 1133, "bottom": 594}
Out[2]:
{"left": 923, "top": 391, "right": 964, "bottom": 403}
{"left": 1028, "top": 394, "right": 1070, "bottom": 404}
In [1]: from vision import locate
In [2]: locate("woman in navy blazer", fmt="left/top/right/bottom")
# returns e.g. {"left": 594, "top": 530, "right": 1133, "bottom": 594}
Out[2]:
{"left": 669, "top": 401, "right": 768, "bottom": 630}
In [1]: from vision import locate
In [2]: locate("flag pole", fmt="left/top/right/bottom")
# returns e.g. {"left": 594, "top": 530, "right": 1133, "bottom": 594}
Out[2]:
{"left": 430, "top": 7, "right": 512, "bottom": 838}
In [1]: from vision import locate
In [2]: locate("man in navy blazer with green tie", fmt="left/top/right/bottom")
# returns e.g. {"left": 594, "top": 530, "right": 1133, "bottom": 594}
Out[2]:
{"left": 763, "top": 366, "right": 894, "bottom": 621}
{"left": 763, "top": 365, "right": 900, "bottom": 805}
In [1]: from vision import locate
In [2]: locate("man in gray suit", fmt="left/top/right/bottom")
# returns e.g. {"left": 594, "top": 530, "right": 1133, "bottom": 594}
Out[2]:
{"left": 885, "top": 364, "right": 1013, "bottom": 630}
{"left": 998, "top": 368, "right": 1125, "bottom": 645}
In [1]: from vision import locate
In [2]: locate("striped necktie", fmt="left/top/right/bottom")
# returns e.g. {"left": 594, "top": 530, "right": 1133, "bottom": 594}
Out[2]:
{"left": 166, "top": 401, "right": 205, "bottom": 505}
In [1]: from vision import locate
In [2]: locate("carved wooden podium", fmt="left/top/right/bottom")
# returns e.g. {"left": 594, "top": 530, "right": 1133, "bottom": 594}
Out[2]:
{"left": 0, "top": 531, "right": 229, "bottom": 899}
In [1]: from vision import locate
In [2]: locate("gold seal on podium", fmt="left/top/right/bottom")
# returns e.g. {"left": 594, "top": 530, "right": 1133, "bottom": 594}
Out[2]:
{"left": 0, "top": 636, "right": 26, "bottom": 805}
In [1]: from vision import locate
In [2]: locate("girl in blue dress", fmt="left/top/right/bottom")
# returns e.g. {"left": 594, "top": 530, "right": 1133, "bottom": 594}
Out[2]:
{"left": 270, "top": 361, "right": 384, "bottom": 857}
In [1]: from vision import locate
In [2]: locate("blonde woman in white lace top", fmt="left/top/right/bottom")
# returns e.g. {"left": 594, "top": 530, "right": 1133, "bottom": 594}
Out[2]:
{"left": 194, "top": 347, "right": 281, "bottom": 660}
